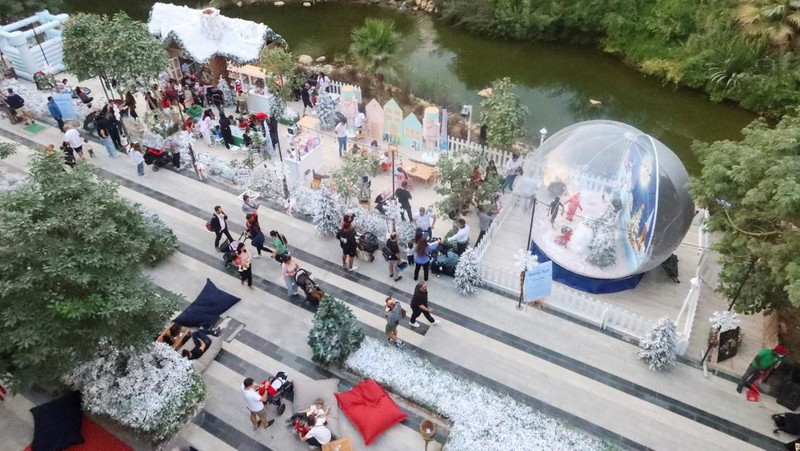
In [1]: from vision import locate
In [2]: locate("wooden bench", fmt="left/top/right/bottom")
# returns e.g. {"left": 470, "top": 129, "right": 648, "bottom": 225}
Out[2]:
{"left": 402, "top": 160, "right": 437, "bottom": 187}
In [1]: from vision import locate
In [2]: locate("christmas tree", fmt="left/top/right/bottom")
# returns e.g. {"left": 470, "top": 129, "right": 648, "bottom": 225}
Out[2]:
{"left": 217, "top": 77, "right": 234, "bottom": 107}
{"left": 307, "top": 295, "right": 365, "bottom": 367}
{"left": 316, "top": 92, "right": 340, "bottom": 131}
{"left": 585, "top": 204, "right": 620, "bottom": 268}
{"left": 382, "top": 199, "right": 416, "bottom": 244}
{"left": 312, "top": 185, "right": 343, "bottom": 235}
{"left": 454, "top": 247, "right": 483, "bottom": 295}
{"left": 638, "top": 317, "right": 678, "bottom": 372}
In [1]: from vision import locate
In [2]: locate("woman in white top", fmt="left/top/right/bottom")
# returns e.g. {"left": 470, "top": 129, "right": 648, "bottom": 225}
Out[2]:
{"left": 317, "top": 72, "right": 331, "bottom": 93}
{"left": 501, "top": 153, "right": 522, "bottom": 193}
{"left": 199, "top": 109, "right": 213, "bottom": 145}
{"left": 301, "top": 422, "right": 332, "bottom": 447}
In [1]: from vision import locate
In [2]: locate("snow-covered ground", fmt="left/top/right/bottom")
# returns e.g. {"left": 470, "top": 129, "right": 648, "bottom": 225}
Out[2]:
{"left": 346, "top": 338, "right": 607, "bottom": 451}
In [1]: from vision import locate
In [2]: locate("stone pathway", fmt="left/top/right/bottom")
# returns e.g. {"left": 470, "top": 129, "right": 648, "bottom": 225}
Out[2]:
{"left": 0, "top": 103, "right": 791, "bottom": 450}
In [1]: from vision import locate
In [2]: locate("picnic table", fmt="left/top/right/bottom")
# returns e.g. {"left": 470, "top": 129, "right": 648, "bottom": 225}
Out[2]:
{"left": 402, "top": 160, "right": 437, "bottom": 187}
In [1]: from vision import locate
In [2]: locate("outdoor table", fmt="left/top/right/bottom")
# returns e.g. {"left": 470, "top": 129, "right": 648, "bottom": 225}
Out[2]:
{"left": 403, "top": 159, "right": 437, "bottom": 187}
{"left": 322, "top": 437, "right": 353, "bottom": 451}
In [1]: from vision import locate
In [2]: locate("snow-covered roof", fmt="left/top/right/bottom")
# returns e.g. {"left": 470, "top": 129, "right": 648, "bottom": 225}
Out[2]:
{"left": 147, "top": 3, "right": 284, "bottom": 64}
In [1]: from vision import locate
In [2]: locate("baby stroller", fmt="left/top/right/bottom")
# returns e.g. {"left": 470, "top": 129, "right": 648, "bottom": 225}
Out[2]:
{"left": 258, "top": 371, "right": 294, "bottom": 416}
{"left": 294, "top": 268, "right": 325, "bottom": 306}
{"left": 144, "top": 146, "right": 173, "bottom": 171}
{"left": 219, "top": 232, "right": 246, "bottom": 268}
{"left": 431, "top": 239, "right": 459, "bottom": 277}
{"left": 356, "top": 232, "right": 379, "bottom": 262}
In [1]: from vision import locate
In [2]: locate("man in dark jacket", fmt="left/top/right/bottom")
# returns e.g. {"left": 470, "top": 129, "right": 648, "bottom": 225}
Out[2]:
{"left": 395, "top": 181, "right": 413, "bottom": 221}
{"left": 210, "top": 205, "right": 234, "bottom": 249}
{"left": 5, "top": 88, "right": 33, "bottom": 124}
{"left": 220, "top": 115, "right": 234, "bottom": 149}
{"left": 210, "top": 88, "right": 224, "bottom": 117}
{"left": 335, "top": 222, "right": 358, "bottom": 272}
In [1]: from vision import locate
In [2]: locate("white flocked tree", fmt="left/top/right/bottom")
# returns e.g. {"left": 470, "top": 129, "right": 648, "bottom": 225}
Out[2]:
{"left": 638, "top": 317, "right": 678, "bottom": 372}
{"left": 316, "top": 92, "right": 340, "bottom": 130}
{"left": 312, "top": 185, "right": 343, "bottom": 235}
{"left": 454, "top": 247, "right": 483, "bottom": 294}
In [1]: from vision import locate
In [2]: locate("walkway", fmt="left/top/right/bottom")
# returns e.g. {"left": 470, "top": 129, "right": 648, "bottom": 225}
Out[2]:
{"left": 0, "top": 99, "right": 789, "bottom": 450}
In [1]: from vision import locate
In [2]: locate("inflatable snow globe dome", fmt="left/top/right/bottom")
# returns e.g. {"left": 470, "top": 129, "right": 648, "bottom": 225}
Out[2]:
{"left": 528, "top": 120, "right": 693, "bottom": 291}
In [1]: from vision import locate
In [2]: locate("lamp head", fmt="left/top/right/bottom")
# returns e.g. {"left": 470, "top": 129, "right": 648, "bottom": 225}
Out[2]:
{"left": 460, "top": 105, "right": 472, "bottom": 117}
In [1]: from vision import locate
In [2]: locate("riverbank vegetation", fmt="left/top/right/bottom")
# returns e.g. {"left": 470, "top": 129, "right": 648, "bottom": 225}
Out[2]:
{"left": 439, "top": 0, "right": 800, "bottom": 118}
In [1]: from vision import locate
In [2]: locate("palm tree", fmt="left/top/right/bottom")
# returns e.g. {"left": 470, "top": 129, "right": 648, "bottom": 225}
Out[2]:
{"left": 349, "top": 18, "right": 401, "bottom": 73}
{"left": 736, "top": 0, "right": 800, "bottom": 49}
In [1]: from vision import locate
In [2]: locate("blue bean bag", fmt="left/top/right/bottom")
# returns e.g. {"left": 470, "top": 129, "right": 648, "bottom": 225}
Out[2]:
{"left": 174, "top": 279, "right": 241, "bottom": 327}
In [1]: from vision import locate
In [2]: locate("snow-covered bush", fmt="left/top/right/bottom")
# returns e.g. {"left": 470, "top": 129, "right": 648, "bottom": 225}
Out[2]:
{"left": 349, "top": 207, "right": 390, "bottom": 238}
{"left": 65, "top": 341, "right": 206, "bottom": 442}
{"left": 454, "top": 247, "right": 483, "bottom": 294}
{"left": 289, "top": 184, "right": 321, "bottom": 216}
{"left": 709, "top": 311, "right": 740, "bottom": 331}
{"left": 383, "top": 199, "right": 416, "bottom": 244}
{"left": 513, "top": 249, "right": 539, "bottom": 272}
{"left": 308, "top": 295, "right": 364, "bottom": 367}
{"left": 316, "top": 93, "right": 340, "bottom": 130}
{"left": 638, "top": 317, "right": 678, "bottom": 372}
{"left": 136, "top": 204, "right": 178, "bottom": 266}
{"left": 312, "top": 185, "right": 343, "bottom": 235}
{"left": 347, "top": 338, "right": 604, "bottom": 450}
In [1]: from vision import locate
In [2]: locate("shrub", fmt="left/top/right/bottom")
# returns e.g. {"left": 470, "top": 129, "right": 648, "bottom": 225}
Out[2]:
{"left": 308, "top": 296, "right": 365, "bottom": 367}
{"left": 65, "top": 341, "right": 206, "bottom": 442}
{"left": 136, "top": 205, "right": 178, "bottom": 266}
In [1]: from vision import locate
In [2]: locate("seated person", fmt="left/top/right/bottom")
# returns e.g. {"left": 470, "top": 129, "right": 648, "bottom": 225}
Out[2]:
{"left": 290, "top": 415, "right": 312, "bottom": 438}
{"left": 186, "top": 102, "right": 203, "bottom": 119}
{"left": 182, "top": 329, "right": 212, "bottom": 360}
{"left": 157, "top": 322, "right": 189, "bottom": 350}
{"left": 243, "top": 132, "right": 253, "bottom": 149}
{"left": 300, "top": 421, "right": 332, "bottom": 448}
{"left": 211, "top": 125, "right": 222, "bottom": 140}
{"left": 379, "top": 151, "right": 391, "bottom": 171}
{"left": 288, "top": 398, "right": 329, "bottom": 425}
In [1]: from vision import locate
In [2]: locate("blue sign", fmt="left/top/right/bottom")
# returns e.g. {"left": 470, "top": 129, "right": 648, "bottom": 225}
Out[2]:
{"left": 53, "top": 93, "right": 77, "bottom": 121}
{"left": 524, "top": 261, "right": 553, "bottom": 301}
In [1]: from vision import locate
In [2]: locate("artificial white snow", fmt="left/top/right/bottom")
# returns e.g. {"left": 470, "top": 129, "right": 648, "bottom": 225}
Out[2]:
{"left": 347, "top": 338, "right": 605, "bottom": 451}
{"left": 513, "top": 249, "right": 539, "bottom": 271}
{"left": 454, "top": 247, "right": 482, "bottom": 294}
{"left": 709, "top": 310, "right": 740, "bottom": 332}
{"left": 638, "top": 317, "right": 678, "bottom": 372}
{"left": 147, "top": 3, "right": 284, "bottom": 64}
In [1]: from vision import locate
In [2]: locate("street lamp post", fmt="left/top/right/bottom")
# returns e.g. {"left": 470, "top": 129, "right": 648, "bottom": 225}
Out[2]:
{"left": 517, "top": 195, "right": 538, "bottom": 310}
{"left": 461, "top": 105, "right": 473, "bottom": 144}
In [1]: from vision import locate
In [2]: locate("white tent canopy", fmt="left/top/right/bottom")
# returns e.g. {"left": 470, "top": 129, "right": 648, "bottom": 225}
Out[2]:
{"left": 147, "top": 3, "right": 284, "bottom": 64}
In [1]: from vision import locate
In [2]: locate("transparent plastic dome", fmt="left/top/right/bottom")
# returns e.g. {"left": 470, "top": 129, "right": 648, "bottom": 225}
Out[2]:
{"left": 528, "top": 120, "right": 693, "bottom": 279}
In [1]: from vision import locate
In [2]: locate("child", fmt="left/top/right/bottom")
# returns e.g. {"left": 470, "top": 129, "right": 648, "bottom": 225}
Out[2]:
{"left": 195, "top": 161, "right": 207, "bottom": 180}
{"left": 212, "top": 125, "right": 222, "bottom": 140}
{"left": 83, "top": 138, "right": 95, "bottom": 158}
{"left": 405, "top": 241, "right": 415, "bottom": 267}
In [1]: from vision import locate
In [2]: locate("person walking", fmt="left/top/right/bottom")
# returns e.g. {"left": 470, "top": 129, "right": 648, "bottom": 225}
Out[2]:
{"left": 384, "top": 297, "right": 405, "bottom": 348}
{"left": 211, "top": 87, "right": 225, "bottom": 118}
{"left": 145, "top": 91, "right": 159, "bottom": 111}
{"left": 242, "top": 378, "right": 275, "bottom": 430}
{"left": 413, "top": 238, "right": 440, "bottom": 282}
{"left": 317, "top": 72, "right": 331, "bottom": 93}
{"left": 409, "top": 282, "right": 439, "bottom": 328}
{"left": 235, "top": 242, "right": 253, "bottom": 289}
{"left": 335, "top": 119, "right": 347, "bottom": 157}
{"left": 476, "top": 206, "right": 494, "bottom": 245}
{"left": 413, "top": 207, "right": 436, "bottom": 238}
{"left": 385, "top": 232, "right": 403, "bottom": 282}
{"left": 64, "top": 127, "right": 86, "bottom": 161}
{"left": 60, "top": 141, "right": 76, "bottom": 168}
{"left": 501, "top": 153, "right": 522, "bottom": 193}
{"left": 210, "top": 206, "right": 234, "bottom": 249}
{"left": 301, "top": 82, "right": 314, "bottom": 116}
{"left": 129, "top": 146, "right": 145, "bottom": 176}
{"left": 124, "top": 91, "right": 139, "bottom": 120}
{"left": 200, "top": 109, "right": 213, "bottom": 146}
{"left": 94, "top": 114, "right": 118, "bottom": 158}
{"left": 736, "top": 345, "right": 787, "bottom": 393}
{"left": 220, "top": 114, "right": 234, "bottom": 149}
{"left": 281, "top": 254, "right": 300, "bottom": 297}
{"left": 242, "top": 194, "right": 260, "bottom": 215}
{"left": 336, "top": 222, "right": 358, "bottom": 272}
{"left": 246, "top": 213, "right": 272, "bottom": 257}
{"left": 47, "top": 96, "right": 64, "bottom": 131}
{"left": 395, "top": 181, "right": 413, "bottom": 221}
{"left": 270, "top": 230, "right": 289, "bottom": 260}
{"left": 235, "top": 89, "right": 248, "bottom": 115}
{"left": 268, "top": 115, "right": 280, "bottom": 153}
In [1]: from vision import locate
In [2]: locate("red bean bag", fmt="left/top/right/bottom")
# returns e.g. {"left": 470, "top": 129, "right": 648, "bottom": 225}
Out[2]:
{"left": 335, "top": 379, "right": 407, "bottom": 445}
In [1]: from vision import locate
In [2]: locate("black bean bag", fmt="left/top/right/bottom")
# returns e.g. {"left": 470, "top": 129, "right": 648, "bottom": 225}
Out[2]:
{"left": 174, "top": 279, "right": 241, "bottom": 327}
{"left": 30, "top": 391, "right": 84, "bottom": 451}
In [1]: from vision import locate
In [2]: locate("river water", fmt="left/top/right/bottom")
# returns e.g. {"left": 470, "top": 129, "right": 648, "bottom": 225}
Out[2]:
{"left": 64, "top": 1, "right": 758, "bottom": 173}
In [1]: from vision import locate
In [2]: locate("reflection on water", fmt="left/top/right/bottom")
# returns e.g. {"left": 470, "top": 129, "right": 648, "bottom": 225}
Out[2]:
{"left": 63, "top": 0, "right": 758, "bottom": 174}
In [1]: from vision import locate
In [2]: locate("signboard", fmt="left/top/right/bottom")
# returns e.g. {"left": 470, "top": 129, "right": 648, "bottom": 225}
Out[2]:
{"left": 717, "top": 327, "right": 740, "bottom": 363}
{"left": 53, "top": 93, "right": 77, "bottom": 121}
{"left": 524, "top": 261, "right": 553, "bottom": 301}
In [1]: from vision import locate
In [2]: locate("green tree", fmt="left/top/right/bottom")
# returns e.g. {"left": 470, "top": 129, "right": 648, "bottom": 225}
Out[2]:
{"left": 0, "top": 151, "right": 180, "bottom": 390}
{"left": 307, "top": 295, "right": 365, "bottom": 367}
{"left": 690, "top": 112, "right": 800, "bottom": 313}
{"left": 63, "top": 12, "right": 168, "bottom": 95}
{"left": 434, "top": 148, "right": 502, "bottom": 214}
{"left": 737, "top": 0, "right": 800, "bottom": 49}
{"left": 259, "top": 46, "right": 295, "bottom": 118}
{"left": 480, "top": 78, "right": 528, "bottom": 151}
{"left": 0, "top": 142, "right": 17, "bottom": 159}
{"left": 0, "top": 0, "right": 61, "bottom": 22}
{"left": 350, "top": 18, "right": 401, "bottom": 73}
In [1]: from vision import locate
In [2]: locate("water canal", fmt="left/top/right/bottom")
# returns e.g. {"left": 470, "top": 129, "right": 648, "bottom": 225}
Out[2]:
{"left": 64, "top": 0, "right": 759, "bottom": 173}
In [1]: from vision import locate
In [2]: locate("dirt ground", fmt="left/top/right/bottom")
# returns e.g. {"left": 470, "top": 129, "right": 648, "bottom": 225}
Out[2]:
{"left": 778, "top": 307, "right": 800, "bottom": 361}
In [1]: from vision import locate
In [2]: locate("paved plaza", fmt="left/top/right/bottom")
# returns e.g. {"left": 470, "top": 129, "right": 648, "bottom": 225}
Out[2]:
{"left": 0, "top": 83, "right": 790, "bottom": 450}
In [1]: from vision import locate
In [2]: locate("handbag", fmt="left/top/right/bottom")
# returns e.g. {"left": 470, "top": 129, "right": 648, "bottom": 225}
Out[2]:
{"left": 205, "top": 220, "right": 213, "bottom": 232}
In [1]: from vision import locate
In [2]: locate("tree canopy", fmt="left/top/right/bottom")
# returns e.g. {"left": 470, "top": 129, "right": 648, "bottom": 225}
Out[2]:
{"left": 350, "top": 18, "right": 401, "bottom": 73}
{"left": 690, "top": 112, "right": 800, "bottom": 313}
{"left": 62, "top": 12, "right": 168, "bottom": 92}
{"left": 0, "top": 151, "right": 180, "bottom": 389}
{"left": 480, "top": 78, "right": 528, "bottom": 151}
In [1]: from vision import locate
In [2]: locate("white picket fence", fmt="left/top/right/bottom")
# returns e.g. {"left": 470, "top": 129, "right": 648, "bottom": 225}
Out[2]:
{"left": 473, "top": 201, "right": 513, "bottom": 260}
{"left": 447, "top": 137, "right": 510, "bottom": 165}
{"left": 674, "top": 209, "right": 710, "bottom": 355}
{"left": 328, "top": 80, "right": 362, "bottom": 102}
